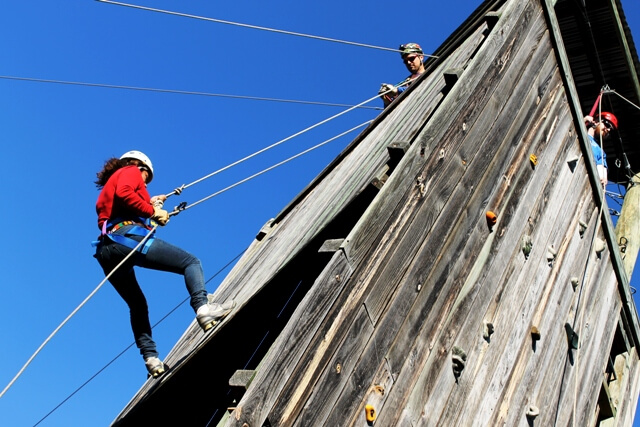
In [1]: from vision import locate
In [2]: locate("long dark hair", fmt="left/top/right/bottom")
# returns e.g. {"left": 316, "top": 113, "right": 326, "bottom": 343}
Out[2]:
{"left": 95, "top": 157, "right": 148, "bottom": 188}
{"left": 95, "top": 158, "right": 126, "bottom": 188}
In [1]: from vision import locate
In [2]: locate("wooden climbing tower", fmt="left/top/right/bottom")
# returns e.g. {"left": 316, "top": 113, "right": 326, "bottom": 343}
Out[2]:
{"left": 112, "top": 0, "right": 640, "bottom": 425}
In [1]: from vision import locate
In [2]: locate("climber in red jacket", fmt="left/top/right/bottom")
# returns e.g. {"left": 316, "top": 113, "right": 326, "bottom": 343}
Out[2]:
{"left": 93, "top": 150, "right": 235, "bottom": 378}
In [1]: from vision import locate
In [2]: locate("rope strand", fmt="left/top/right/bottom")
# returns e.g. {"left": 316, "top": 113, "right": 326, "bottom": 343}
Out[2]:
{"left": 165, "top": 84, "right": 403, "bottom": 198}
{"left": 603, "top": 89, "right": 640, "bottom": 112}
{"left": 0, "top": 75, "right": 382, "bottom": 111}
{"left": 2, "top": 115, "right": 374, "bottom": 399}
{"left": 95, "top": 0, "right": 438, "bottom": 58}
{"left": 0, "top": 226, "right": 157, "bottom": 400}
{"left": 176, "top": 120, "right": 372, "bottom": 213}
{"left": 31, "top": 248, "right": 246, "bottom": 426}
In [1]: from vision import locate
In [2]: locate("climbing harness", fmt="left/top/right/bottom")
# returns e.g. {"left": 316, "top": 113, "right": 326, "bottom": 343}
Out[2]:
{"left": 92, "top": 218, "right": 156, "bottom": 254}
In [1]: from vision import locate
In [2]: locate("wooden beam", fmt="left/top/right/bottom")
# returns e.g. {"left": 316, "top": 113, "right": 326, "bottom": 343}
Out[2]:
{"left": 256, "top": 218, "right": 275, "bottom": 241}
{"left": 485, "top": 11, "right": 501, "bottom": 30}
{"left": 443, "top": 68, "right": 464, "bottom": 88}
{"left": 387, "top": 141, "right": 410, "bottom": 171}
{"left": 615, "top": 173, "right": 640, "bottom": 281}
{"left": 318, "top": 239, "right": 345, "bottom": 253}
{"left": 541, "top": 0, "right": 640, "bottom": 349}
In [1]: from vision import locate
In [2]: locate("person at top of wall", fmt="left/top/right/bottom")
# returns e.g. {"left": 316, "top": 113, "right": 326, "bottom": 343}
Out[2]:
{"left": 378, "top": 43, "right": 427, "bottom": 108}
{"left": 584, "top": 112, "right": 617, "bottom": 187}
{"left": 93, "top": 150, "right": 235, "bottom": 378}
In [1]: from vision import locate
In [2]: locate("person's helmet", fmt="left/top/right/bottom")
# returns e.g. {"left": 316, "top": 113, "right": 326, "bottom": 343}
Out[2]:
{"left": 399, "top": 43, "right": 423, "bottom": 57}
{"left": 595, "top": 111, "right": 618, "bottom": 131}
{"left": 120, "top": 150, "right": 154, "bottom": 182}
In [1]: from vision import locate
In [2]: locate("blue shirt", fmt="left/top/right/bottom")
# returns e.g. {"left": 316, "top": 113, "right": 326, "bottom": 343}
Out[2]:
{"left": 588, "top": 134, "right": 607, "bottom": 168}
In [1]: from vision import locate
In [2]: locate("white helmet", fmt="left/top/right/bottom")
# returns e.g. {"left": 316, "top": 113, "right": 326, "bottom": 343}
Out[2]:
{"left": 120, "top": 150, "right": 154, "bottom": 182}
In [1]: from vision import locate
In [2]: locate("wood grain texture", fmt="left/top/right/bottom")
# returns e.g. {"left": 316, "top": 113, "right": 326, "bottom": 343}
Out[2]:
{"left": 113, "top": 1, "right": 640, "bottom": 425}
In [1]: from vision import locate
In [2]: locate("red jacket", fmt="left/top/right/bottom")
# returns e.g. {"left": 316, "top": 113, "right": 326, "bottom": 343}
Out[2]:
{"left": 96, "top": 165, "right": 154, "bottom": 230}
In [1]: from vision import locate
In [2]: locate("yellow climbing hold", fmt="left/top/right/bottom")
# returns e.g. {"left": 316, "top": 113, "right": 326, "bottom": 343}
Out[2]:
{"left": 365, "top": 404, "right": 376, "bottom": 422}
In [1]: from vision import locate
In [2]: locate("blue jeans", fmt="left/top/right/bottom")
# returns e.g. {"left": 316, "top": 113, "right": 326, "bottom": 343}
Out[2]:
{"left": 94, "top": 225, "right": 208, "bottom": 359}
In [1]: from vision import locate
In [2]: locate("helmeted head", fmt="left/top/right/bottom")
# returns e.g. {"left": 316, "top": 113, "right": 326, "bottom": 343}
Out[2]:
{"left": 595, "top": 111, "right": 618, "bottom": 131}
{"left": 120, "top": 150, "right": 154, "bottom": 183}
{"left": 399, "top": 43, "right": 423, "bottom": 58}
{"left": 399, "top": 43, "right": 425, "bottom": 75}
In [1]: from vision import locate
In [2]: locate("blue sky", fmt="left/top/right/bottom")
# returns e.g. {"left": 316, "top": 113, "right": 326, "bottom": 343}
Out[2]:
{"left": 0, "top": 1, "right": 638, "bottom": 426}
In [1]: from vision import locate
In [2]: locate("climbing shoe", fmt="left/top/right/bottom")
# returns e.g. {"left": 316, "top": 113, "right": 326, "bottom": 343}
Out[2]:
{"left": 145, "top": 357, "right": 166, "bottom": 378}
{"left": 196, "top": 299, "right": 236, "bottom": 332}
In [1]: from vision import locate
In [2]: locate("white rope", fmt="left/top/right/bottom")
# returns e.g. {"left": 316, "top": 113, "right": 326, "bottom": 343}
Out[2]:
{"left": 95, "top": 0, "right": 438, "bottom": 58}
{"left": 0, "top": 82, "right": 395, "bottom": 399}
{"left": 0, "top": 75, "right": 382, "bottom": 111}
{"left": 179, "top": 120, "right": 372, "bottom": 212}
{"left": 0, "top": 116, "right": 375, "bottom": 398}
{"left": 167, "top": 83, "right": 404, "bottom": 197}
{"left": 0, "top": 226, "right": 157, "bottom": 399}
{"left": 603, "top": 89, "right": 640, "bottom": 112}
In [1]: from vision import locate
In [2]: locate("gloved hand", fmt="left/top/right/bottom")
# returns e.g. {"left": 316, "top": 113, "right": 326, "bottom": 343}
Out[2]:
{"left": 584, "top": 115, "right": 595, "bottom": 129}
{"left": 378, "top": 83, "right": 397, "bottom": 96}
{"left": 151, "top": 206, "right": 170, "bottom": 226}
{"left": 151, "top": 194, "right": 167, "bottom": 208}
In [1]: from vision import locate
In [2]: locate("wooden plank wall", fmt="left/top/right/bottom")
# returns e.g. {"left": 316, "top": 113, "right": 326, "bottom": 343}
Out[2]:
{"left": 112, "top": 3, "right": 496, "bottom": 421}
{"left": 113, "top": 0, "right": 640, "bottom": 425}
{"left": 223, "top": 0, "right": 640, "bottom": 426}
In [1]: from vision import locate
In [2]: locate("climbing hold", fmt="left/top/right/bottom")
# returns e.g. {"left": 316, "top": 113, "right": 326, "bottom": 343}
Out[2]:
{"left": 526, "top": 405, "right": 540, "bottom": 419}
{"left": 619, "top": 236, "right": 628, "bottom": 254}
{"left": 546, "top": 245, "right": 557, "bottom": 264}
{"left": 578, "top": 220, "right": 588, "bottom": 238}
{"left": 570, "top": 277, "right": 579, "bottom": 291}
{"left": 486, "top": 211, "right": 498, "bottom": 228}
{"left": 529, "top": 154, "right": 538, "bottom": 167}
{"left": 531, "top": 326, "right": 541, "bottom": 341}
{"left": 483, "top": 322, "right": 495, "bottom": 341}
{"left": 565, "top": 323, "right": 579, "bottom": 349}
{"left": 452, "top": 346, "right": 467, "bottom": 380}
{"left": 522, "top": 235, "right": 533, "bottom": 259}
{"left": 595, "top": 238, "right": 606, "bottom": 255}
{"left": 365, "top": 404, "right": 376, "bottom": 423}
{"left": 336, "top": 363, "right": 342, "bottom": 374}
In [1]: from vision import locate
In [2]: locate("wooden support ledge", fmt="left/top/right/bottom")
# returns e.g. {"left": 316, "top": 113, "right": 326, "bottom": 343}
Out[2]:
{"left": 444, "top": 69, "right": 464, "bottom": 88}
{"left": 319, "top": 239, "right": 345, "bottom": 253}
{"left": 485, "top": 11, "right": 501, "bottom": 31}
{"left": 370, "top": 164, "right": 390, "bottom": 190}
{"left": 387, "top": 141, "right": 410, "bottom": 170}
{"left": 256, "top": 218, "right": 275, "bottom": 241}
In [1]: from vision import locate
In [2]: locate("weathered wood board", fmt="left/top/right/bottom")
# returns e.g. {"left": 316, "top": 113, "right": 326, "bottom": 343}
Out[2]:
{"left": 112, "top": 0, "right": 640, "bottom": 425}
